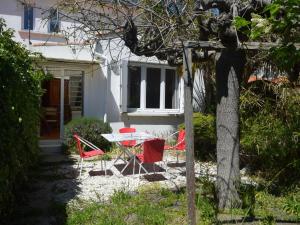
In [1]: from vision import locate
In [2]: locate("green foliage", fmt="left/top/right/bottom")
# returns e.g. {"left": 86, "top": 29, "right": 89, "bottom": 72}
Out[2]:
{"left": 233, "top": 16, "right": 251, "bottom": 30}
{"left": 182, "top": 83, "right": 299, "bottom": 187}
{"left": 66, "top": 187, "right": 187, "bottom": 225}
{"left": 0, "top": 19, "right": 45, "bottom": 220}
{"left": 239, "top": 184, "right": 256, "bottom": 218}
{"left": 180, "top": 112, "right": 216, "bottom": 161}
{"left": 255, "top": 191, "right": 283, "bottom": 222}
{"left": 65, "top": 184, "right": 299, "bottom": 224}
{"left": 240, "top": 83, "right": 300, "bottom": 186}
{"left": 234, "top": 14, "right": 271, "bottom": 40}
{"left": 265, "top": 0, "right": 300, "bottom": 41}
{"left": 283, "top": 188, "right": 300, "bottom": 219}
{"left": 234, "top": 0, "right": 300, "bottom": 75}
{"left": 64, "top": 117, "right": 112, "bottom": 153}
{"left": 269, "top": 43, "right": 300, "bottom": 73}
{"left": 196, "top": 194, "right": 217, "bottom": 224}
{"left": 196, "top": 176, "right": 218, "bottom": 224}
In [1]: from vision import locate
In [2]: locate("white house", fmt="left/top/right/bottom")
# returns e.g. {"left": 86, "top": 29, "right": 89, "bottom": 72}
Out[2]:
{"left": 0, "top": 0, "right": 188, "bottom": 144}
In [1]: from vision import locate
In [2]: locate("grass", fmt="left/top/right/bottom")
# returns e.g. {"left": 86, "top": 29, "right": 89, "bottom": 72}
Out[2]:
{"left": 221, "top": 186, "right": 300, "bottom": 224}
{"left": 65, "top": 181, "right": 300, "bottom": 225}
{"left": 66, "top": 185, "right": 190, "bottom": 225}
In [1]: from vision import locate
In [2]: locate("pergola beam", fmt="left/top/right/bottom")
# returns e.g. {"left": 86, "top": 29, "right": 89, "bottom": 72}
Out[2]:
{"left": 177, "top": 41, "right": 300, "bottom": 50}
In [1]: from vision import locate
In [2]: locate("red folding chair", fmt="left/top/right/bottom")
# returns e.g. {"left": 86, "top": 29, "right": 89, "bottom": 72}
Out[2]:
{"left": 73, "top": 134, "right": 107, "bottom": 177}
{"left": 164, "top": 129, "right": 185, "bottom": 164}
{"left": 133, "top": 138, "right": 165, "bottom": 176}
{"left": 112, "top": 127, "right": 139, "bottom": 166}
{"left": 119, "top": 127, "right": 136, "bottom": 147}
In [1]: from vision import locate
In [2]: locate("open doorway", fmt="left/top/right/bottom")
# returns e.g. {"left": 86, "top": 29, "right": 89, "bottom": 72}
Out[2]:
{"left": 40, "top": 69, "right": 84, "bottom": 140}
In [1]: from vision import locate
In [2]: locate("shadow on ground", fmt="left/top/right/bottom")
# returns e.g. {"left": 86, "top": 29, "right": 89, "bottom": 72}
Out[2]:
{"left": 10, "top": 150, "right": 80, "bottom": 225}
{"left": 114, "top": 162, "right": 165, "bottom": 176}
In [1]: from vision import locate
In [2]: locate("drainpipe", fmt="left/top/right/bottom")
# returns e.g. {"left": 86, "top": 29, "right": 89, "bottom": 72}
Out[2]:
{"left": 94, "top": 41, "right": 109, "bottom": 123}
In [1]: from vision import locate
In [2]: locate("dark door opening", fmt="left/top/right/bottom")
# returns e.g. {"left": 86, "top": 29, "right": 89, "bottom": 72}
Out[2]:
{"left": 40, "top": 78, "right": 61, "bottom": 139}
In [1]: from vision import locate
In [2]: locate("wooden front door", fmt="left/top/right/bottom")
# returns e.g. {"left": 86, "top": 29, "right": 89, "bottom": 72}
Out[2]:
{"left": 40, "top": 78, "right": 62, "bottom": 139}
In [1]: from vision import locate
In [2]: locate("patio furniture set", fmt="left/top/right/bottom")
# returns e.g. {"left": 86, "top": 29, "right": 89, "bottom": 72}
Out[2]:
{"left": 73, "top": 128, "right": 186, "bottom": 178}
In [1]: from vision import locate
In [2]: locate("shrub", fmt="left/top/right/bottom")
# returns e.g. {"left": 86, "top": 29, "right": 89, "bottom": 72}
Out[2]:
{"left": 64, "top": 117, "right": 112, "bottom": 153}
{"left": 283, "top": 188, "right": 300, "bottom": 219}
{"left": 240, "top": 83, "right": 300, "bottom": 187}
{"left": 179, "top": 113, "right": 216, "bottom": 161}
{"left": 196, "top": 176, "right": 218, "bottom": 224}
{"left": 0, "top": 19, "right": 45, "bottom": 221}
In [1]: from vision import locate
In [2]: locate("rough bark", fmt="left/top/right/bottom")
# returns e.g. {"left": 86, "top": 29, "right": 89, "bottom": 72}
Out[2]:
{"left": 216, "top": 48, "right": 246, "bottom": 209}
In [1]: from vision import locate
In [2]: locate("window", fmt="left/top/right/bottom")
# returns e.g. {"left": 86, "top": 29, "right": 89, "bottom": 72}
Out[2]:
{"left": 146, "top": 68, "right": 161, "bottom": 108}
{"left": 165, "top": 69, "right": 177, "bottom": 109}
{"left": 49, "top": 8, "right": 60, "bottom": 33}
{"left": 65, "top": 70, "right": 84, "bottom": 114}
{"left": 124, "top": 63, "right": 180, "bottom": 113}
{"left": 127, "top": 66, "right": 141, "bottom": 108}
{"left": 24, "top": 5, "right": 33, "bottom": 30}
{"left": 69, "top": 76, "right": 83, "bottom": 111}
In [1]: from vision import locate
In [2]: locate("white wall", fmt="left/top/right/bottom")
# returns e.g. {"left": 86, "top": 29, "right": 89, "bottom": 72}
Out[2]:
{"left": 1, "top": 0, "right": 185, "bottom": 135}
{"left": 83, "top": 65, "right": 107, "bottom": 119}
{"left": 0, "top": 0, "right": 95, "bottom": 62}
{"left": 99, "top": 39, "right": 184, "bottom": 134}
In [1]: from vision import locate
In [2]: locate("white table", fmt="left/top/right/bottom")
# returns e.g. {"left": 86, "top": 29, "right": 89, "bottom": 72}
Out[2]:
{"left": 101, "top": 132, "right": 155, "bottom": 143}
{"left": 101, "top": 132, "right": 156, "bottom": 174}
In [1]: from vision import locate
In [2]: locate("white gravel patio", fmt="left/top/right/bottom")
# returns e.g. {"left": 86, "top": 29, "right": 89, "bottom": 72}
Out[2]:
{"left": 49, "top": 152, "right": 254, "bottom": 205}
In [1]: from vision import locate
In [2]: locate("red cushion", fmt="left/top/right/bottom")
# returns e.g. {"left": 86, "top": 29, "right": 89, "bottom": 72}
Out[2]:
{"left": 82, "top": 149, "right": 104, "bottom": 158}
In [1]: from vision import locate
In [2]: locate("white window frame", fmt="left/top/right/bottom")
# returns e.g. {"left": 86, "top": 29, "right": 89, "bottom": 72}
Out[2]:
{"left": 120, "top": 61, "right": 184, "bottom": 116}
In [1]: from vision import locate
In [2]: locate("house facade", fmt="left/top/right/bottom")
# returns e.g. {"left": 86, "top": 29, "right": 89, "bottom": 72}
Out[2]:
{"left": 0, "top": 0, "right": 186, "bottom": 143}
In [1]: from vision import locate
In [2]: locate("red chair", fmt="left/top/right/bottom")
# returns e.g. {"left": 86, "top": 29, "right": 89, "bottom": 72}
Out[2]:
{"left": 119, "top": 127, "right": 136, "bottom": 147}
{"left": 73, "top": 134, "right": 107, "bottom": 177}
{"left": 133, "top": 138, "right": 165, "bottom": 175}
{"left": 164, "top": 129, "right": 185, "bottom": 164}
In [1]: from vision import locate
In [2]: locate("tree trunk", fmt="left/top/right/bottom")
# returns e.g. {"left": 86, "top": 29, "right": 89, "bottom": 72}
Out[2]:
{"left": 216, "top": 48, "right": 246, "bottom": 209}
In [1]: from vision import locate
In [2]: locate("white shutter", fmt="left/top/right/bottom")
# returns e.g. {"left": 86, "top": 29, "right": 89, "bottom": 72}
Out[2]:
{"left": 120, "top": 60, "right": 128, "bottom": 112}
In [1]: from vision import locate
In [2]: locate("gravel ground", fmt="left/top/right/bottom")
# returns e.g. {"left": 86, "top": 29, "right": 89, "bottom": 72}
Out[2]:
{"left": 11, "top": 151, "right": 256, "bottom": 225}
{"left": 40, "top": 151, "right": 256, "bottom": 204}
{"left": 55, "top": 152, "right": 214, "bottom": 203}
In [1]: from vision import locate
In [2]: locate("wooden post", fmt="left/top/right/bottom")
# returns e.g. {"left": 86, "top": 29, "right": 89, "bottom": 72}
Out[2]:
{"left": 183, "top": 42, "right": 196, "bottom": 225}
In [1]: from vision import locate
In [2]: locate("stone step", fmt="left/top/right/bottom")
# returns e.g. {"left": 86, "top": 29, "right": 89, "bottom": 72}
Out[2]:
{"left": 39, "top": 140, "right": 62, "bottom": 154}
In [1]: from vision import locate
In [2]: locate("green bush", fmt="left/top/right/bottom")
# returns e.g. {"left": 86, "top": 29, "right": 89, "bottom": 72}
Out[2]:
{"left": 0, "top": 19, "right": 45, "bottom": 221}
{"left": 179, "top": 113, "right": 216, "bottom": 161}
{"left": 240, "top": 83, "right": 300, "bottom": 187}
{"left": 64, "top": 117, "right": 112, "bottom": 153}
{"left": 180, "top": 81, "right": 299, "bottom": 188}
{"left": 283, "top": 188, "right": 300, "bottom": 219}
